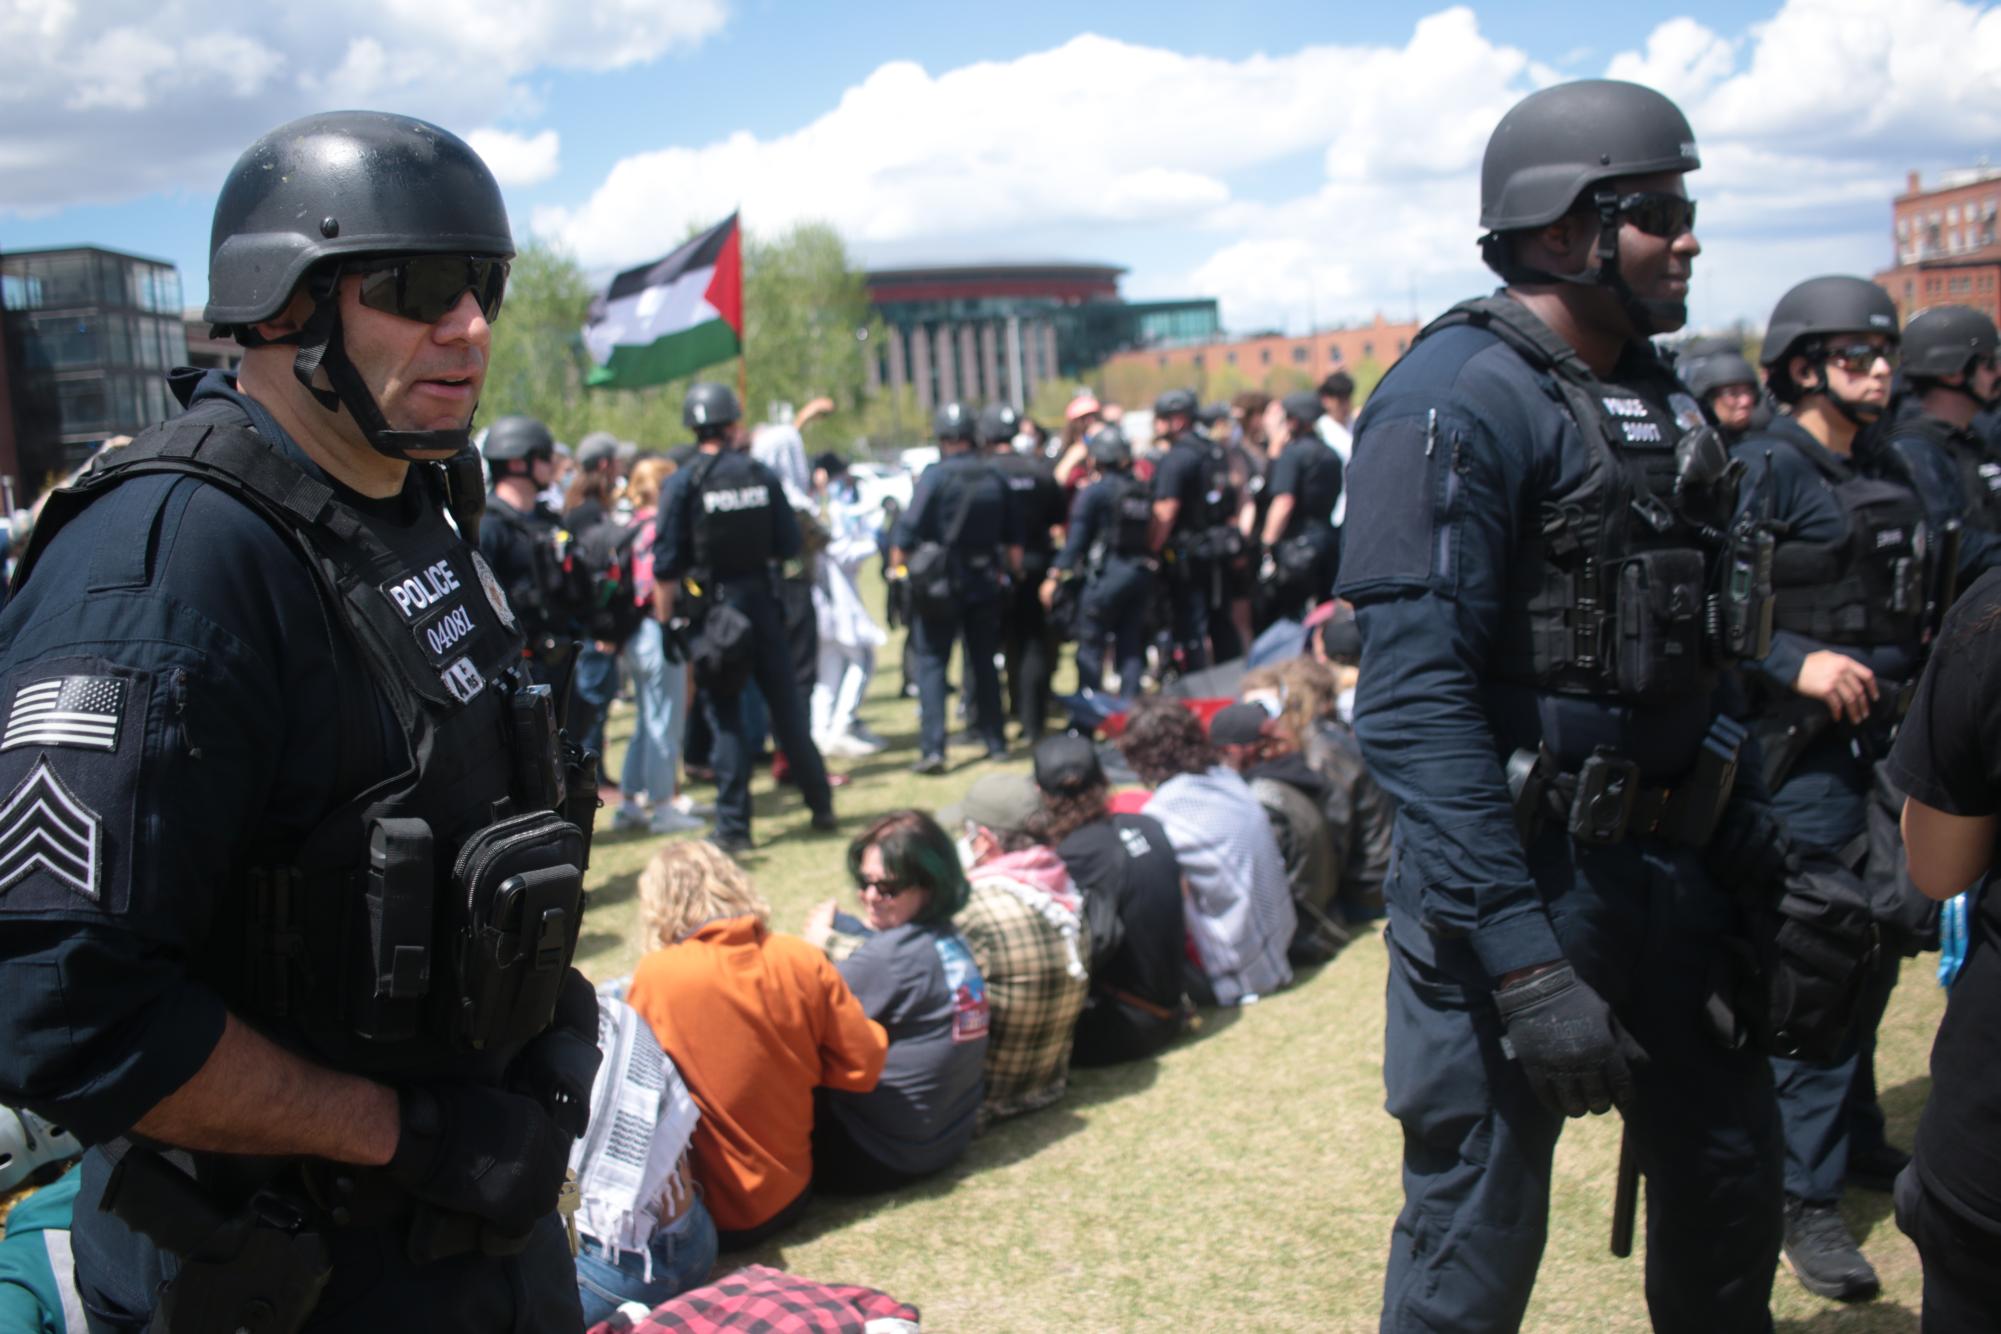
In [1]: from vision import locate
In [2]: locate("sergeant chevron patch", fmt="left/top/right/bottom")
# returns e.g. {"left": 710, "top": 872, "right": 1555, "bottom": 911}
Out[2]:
{"left": 0, "top": 757, "right": 100, "bottom": 902}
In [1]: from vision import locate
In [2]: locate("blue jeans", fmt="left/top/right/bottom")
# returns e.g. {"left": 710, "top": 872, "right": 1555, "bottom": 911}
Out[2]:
{"left": 620, "top": 619, "right": 687, "bottom": 803}
{"left": 573, "top": 644, "right": 621, "bottom": 759}
{"left": 573, "top": 1197, "right": 719, "bottom": 1327}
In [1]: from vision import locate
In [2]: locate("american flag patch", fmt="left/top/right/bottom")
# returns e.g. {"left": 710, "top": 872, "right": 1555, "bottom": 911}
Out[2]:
{"left": 3, "top": 676, "right": 126, "bottom": 753}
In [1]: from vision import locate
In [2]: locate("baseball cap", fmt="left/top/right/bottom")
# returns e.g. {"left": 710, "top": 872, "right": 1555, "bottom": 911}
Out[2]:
{"left": 940, "top": 772, "right": 1043, "bottom": 835}
{"left": 1208, "top": 702, "right": 1270, "bottom": 747}
{"left": 1033, "top": 734, "right": 1105, "bottom": 795}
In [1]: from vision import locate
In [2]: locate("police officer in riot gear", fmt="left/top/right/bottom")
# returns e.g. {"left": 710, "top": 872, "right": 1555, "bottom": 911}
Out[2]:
{"left": 1881, "top": 305, "right": 2001, "bottom": 570}
{"left": 1046, "top": 426, "right": 1154, "bottom": 697}
{"left": 479, "top": 414, "right": 569, "bottom": 672}
{"left": 892, "top": 402, "right": 1020, "bottom": 774}
{"left": 1149, "top": 388, "right": 1241, "bottom": 668}
{"left": 1340, "top": 80, "right": 1801, "bottom": 1330}
{"left": 652, "top": 382, "right": 836, "bottom": 853}
{"left": 985, "top": 403, "right": 1066, "bottom": 743}
{"left": 1258, "top": 390, "right": 1343, "bottom": 625}
{"left": 1736, "top": 278, "right": 1999, "bottom": 1302}
{"left": 0, "top": 111, "right": 598, "bottom": 1330}
{"left": 1679, "top": 341, "right": 1763, "bottom": 445}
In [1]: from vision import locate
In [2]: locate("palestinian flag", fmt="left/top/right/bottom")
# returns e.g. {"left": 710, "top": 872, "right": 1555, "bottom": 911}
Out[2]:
{"left": 583, "top": 213, "right": 743, "bottom": 389}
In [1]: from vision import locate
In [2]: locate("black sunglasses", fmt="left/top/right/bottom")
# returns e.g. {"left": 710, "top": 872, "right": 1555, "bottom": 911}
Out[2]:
{"left": 1616, "top": 192, "right": 1698, "bottom": 238}
{"left": 354, "top": 255, "right": 509, "bottom": 326}
{"left": 1821, "top": 340, "right": 1899, "bottom": 374}
{"left": 855, "top": 875, "right": 916, "bottom": 899}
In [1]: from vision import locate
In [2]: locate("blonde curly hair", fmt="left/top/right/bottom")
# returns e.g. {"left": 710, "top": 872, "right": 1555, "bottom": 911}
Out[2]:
{"left": 1241, "top": 657, "right": 1343, "bottom": 750}
{"left": 637, "top": 841, "right": 771, "bottom": 948}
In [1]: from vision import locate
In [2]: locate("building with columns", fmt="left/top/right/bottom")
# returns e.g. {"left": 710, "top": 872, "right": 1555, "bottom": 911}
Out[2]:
{"left": 863, "top": 261, "right": 1218, "bottom": 411}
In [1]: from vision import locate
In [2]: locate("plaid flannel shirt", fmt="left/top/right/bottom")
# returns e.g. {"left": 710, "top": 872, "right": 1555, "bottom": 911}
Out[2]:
{"left": 954, "top": 881, "right": 1090, "bottom": 1124}
{"left": 593, "top": 1264, "right": 920, "bottom": 1333}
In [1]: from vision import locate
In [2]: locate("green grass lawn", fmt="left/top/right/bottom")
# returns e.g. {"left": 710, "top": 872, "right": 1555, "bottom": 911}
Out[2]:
{"left": 576, "top": 584, "right": 1940, "bottom": 1332}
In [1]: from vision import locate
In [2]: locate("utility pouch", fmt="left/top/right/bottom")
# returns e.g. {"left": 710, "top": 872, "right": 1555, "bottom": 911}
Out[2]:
{"left": 1613, "top": 549, "right": 1706, "bottom": 696}
{"left": 1746, "top": 858, "right": 1879, "bottom": 1061}
{"left": 509, "top": 683, "right": 566, "bottom": 814}
{"left": 562, "top": 739, "right": 600, "bottom": 872}
{"left": 1710, "top": 520, "right": 1775, "bottom": 663}
{"left": 1506, "top": 747, "right": 1551, "bottom": 844}
{"left": 905, "top": 541, "right": 955, "bottom": 619}
{"left": 689, "top": 601, "right": 755, "bottom": 698}
{"left": 1926, "top": 520, "right": 1963, "bottom": 642}
{"left": 1567, "top": 750, "right": 1641, "bottom": 846}
{"left": 1654, "top": 716, "right": 1743, "bottom": 847}
{"left": 453, "top": 812, "right": 586, "bottom": 1052}
{"left": 353, "top": 818, "right": 433, "bottom": 1043}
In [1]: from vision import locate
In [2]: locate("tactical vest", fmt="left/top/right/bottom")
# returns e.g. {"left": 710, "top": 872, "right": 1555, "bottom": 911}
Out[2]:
{"left": 1899, "top": 414, "right": 2001, "bottom": 531}
{"left": 1769, "top": 440, "right": 1930, "bottom": 648}
{"left": 688, "top": 451, "right": 776, "bottom": 580}
{"left": 1413, "top": 296, "right": 1764, "bottom": 701}
{"left": 993, "top": 453, "right": 1062, "bottom": 556}
{"left": 1108, "top": 474, "right": 1154, "bottom": 558}
{"left": 1276, "top": 438, "right": 1341, "bottom": 538}
{"left": 15, "top": 411, "right": 595, "bottom": 1078}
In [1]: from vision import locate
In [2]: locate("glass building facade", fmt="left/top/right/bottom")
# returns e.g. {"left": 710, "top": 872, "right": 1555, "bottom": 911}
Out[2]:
{"left": 2, "top": 246, "right": 187, "bottom": 489}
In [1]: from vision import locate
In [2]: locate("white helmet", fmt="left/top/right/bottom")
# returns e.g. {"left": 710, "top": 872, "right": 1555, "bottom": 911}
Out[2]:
{"left": 0, "top": 1105, "right": 82, "bottom": 1192}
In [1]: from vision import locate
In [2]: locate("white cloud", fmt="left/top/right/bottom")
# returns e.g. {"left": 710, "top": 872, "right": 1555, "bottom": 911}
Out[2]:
{"left": 466, "top": 128, "right": 561, "bottom": 188}
{"left": 0, "top": 0, "right": 724, "bottom": 215}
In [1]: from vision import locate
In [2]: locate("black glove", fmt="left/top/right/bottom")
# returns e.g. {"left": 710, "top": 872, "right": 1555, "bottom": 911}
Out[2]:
{"left": 507, "top": 968, "right": 602, "bottom": 1139}
{"left": 387, "top": 1082, "right": 574, "bottom": 1236}
{"left": 1494, "top": 962, "right": 1648, "bottom": 1117}
{"left": 662, "top": 616, "right": 692, "bottom": 666}
{"left": 1704, "top": 798, "right": 1797, "bottom": 899}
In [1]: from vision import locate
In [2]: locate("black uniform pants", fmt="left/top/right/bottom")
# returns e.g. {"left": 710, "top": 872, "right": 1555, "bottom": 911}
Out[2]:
{"left": 1076, "top": 559, "right": 1152, "bottom": 697}
{"left": 1001, "top": 559, "right": 1057, "bottom": 742}
{"left": 707, "top": 583, "right": 831, "bottom": 841}
{"left": 914, "top": 596, "right": 1004, "bottom": 760}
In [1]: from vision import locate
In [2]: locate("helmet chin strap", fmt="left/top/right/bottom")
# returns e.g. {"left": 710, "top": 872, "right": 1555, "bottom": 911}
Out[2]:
{"left": 277, "top": 268, "right": 477, "bottom": 462}
{"left": 1481, "top": 190, "right": 1684, "bottom": 339}
{"left": 1805, "top": 360, "right": 1886, "bottom": 428}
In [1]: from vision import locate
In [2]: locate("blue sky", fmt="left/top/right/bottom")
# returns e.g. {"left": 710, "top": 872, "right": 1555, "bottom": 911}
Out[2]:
{"left": 4, "top": 0, "right": 1997, "bottom": 334}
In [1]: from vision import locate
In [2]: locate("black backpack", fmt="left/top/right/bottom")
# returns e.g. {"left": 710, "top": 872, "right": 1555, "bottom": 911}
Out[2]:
{"left": 557, "top": 518, "right": 646, "bottom": 643}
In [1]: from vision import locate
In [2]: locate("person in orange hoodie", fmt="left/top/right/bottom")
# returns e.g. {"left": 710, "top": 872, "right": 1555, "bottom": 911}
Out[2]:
{"left": 626, "top": 841, "right": 887, "bottom": 1250}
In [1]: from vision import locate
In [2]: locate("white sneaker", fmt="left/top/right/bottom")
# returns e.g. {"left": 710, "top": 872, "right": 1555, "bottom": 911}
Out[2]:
{"left": 611, "top": 801, "right": 649, "bottom": 832}
{"left": 844, "top": 723, "right": 889, "bottom": 754}
{"left": 649, "top": 806, "right": 706, "bottom": 835}
{"left": 816, "top": 731, "right": 875, "bottom": 759}
{"left": 669, "top": 794, "right": 714, "bottom": 817}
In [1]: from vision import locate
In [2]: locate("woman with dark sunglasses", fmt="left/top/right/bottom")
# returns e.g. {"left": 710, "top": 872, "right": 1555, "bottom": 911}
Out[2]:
{"left": 1729, "top": 275, "right": 1956, "bottom": 1303}
{"left": 799, "top": 810, "right": 989, "bottom": 1191}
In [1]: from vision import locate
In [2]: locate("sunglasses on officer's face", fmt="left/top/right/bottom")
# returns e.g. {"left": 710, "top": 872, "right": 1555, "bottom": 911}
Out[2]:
{"left": 1822, "top": 340, "right": 1899, "bottom": 375}
{"left": 1616, "top": 192, "right": 1698, "bottom": 238}
{"left": 354, "top": 255, "right": 510, "bottom": 326}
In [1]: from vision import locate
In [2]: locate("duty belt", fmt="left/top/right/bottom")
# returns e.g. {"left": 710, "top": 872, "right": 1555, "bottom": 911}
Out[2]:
{"left": 1508, "top": 716, "right": 1745, "bottom": 849}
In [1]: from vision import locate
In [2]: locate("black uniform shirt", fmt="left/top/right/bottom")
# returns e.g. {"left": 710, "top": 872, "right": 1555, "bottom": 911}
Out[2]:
{"left": 1150, "top": 431, "right": 1230, "bottom": 540}
{"left": 478, "top": 491, "right": 560, "bottom": 628}
{"left": 653, "top": 448, "right": 800, "bottom": 584}
{"left": 890, "top": 452, "right": 1018, "bottom": 556}
{"left": 1266, "top": 436, "right": 1343, "bottom": 539}
{"left": 0, "top": 370, "right": 406, "bottom": 1144}
{"left": 991, "top": 451, "right": 1066, "bottom": 559}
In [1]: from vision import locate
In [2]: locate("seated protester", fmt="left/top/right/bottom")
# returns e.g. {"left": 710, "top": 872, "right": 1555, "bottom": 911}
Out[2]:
{"left": 1029, "top": 735, "right": 1193, "bottom": 1065}
{"left": 571, "top": 996, "right": 717, "bottom": 1325}
{"left": 944, "top": 773, "right": 1094, "bottom": 1125}
{"left": 1244, "top": 655, "right": 1393, "bottom": 922}
{"left": 798, "top": 810, "right": 990, "bottom": 1190}
{"left": 1117, "top": 698, "right": 1295, "bottom": 1005}
{"left": 1209, "top": 702, "right": 1349, "bottom": 964}
{"left": 626, "top": 842, "right": 888, "bottom": 1250}
{"left": 0, "top": 1165, "right": 83, "bottom": 1333}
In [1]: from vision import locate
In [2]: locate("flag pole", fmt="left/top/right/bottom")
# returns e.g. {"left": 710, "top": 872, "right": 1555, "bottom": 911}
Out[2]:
{"left": 735, "top": 203, "right": 748, "bottom": 414}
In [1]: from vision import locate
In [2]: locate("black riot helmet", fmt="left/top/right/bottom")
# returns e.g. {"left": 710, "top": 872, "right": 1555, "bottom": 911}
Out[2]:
{"left": 1088, "top": 426, "right": 1132, "bottom": 471}
{"left": 483, "top": 415, "right": 554, "bottom": 461}
{"left": 1902, "top": 305, "right": 2000, "bottom": 384}
{"left": 205, "top": 111, "right": 515, "bottom": 462}
{"left": 1681, "top": 349, "right": 1758, "bottom": 401}
{"left": 1154, "top": 388, "right": 1198, "bottom": 420}
{"left": 977, "top": 403, "right": 1021, "bottom": 447}
{"left": 1760, "top": 276, "right": 1900, "bottom": 421}
{"left": 934, "top": 401, "right": 977, "bottom": 444}
{"left": 682, "top": 382, "right": 741, "bottom": 440}
{"left": 1477, "top": 79, "right": 1701, "bottom": 335}
{"left": 1279, "top": 390, "right": 1323, "bottom": 431}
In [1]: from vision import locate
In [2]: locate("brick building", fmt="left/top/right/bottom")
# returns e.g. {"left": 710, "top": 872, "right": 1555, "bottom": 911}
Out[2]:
{"left": 1873, "top": 166, "right": 2001, "bottom": 325}
{"left": 1102, "top": 313, "right": 1420, "bottom": 395}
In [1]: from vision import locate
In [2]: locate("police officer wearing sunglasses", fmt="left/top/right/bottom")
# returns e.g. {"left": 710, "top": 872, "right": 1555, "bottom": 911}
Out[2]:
{"left": 1340, "top": 80, "right": 1802, "bottom": 1329}
{"left": 1732, "top": 278, "right": 2001, "bottom": 1303}
{"left": 0, "top": 111, "right": 602, "bottom": 1330}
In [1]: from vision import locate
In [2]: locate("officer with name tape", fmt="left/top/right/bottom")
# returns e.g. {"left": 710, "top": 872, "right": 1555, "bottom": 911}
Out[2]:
{"left": 1149, "top": 388, "right": 1241, "bottom": 669}
{"left": 652, "top": 381, "right": 836, "bottom": 854}
{"left": 985, "top": 403, "right": 1066, "bottom": 744}
{"left": 1257, "top": 390, "right": 1343, "bottom": 626}
{"left": 478, "top": 414, "right": 570, "bottom": 675}
{"left": 892, "top": 402, "right": 1020, "bottom": 774}
{"left": 0, "top": 112, "right": 600, "bottom": 1330}
{"left": 1338, "top": 80, "right": 1802, "bottom": 1330}
{"left": 1733, "top": 278, "right": 2000, "bottom": 1302}
{"left": 1044, "top": 426, "right": 1155, "bottom": 697}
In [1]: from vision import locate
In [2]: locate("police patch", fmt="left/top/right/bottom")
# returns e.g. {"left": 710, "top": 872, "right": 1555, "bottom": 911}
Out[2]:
{"left": 469, "top": 550, "right": 518, "bottom": 630}
{"left": 0, "top": 757, "right": 100, "bottom": 902}
{"left": 3, "top": 676, "right": 124, "bottom": 753}
{"left": 440, "top": 656, "right": 485, "bottom": 705}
